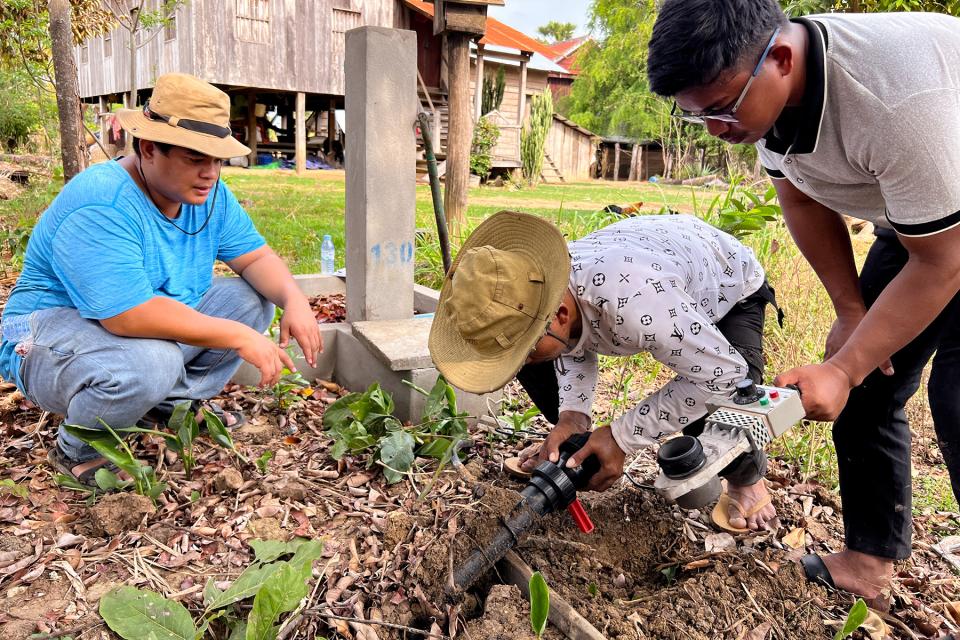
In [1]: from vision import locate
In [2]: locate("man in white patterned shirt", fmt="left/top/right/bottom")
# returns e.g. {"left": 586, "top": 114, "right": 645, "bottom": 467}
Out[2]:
{"left": 429, "top": 211, "right": 781, "bottom": 530}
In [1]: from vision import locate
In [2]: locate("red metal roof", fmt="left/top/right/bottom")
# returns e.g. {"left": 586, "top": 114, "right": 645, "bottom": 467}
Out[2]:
{"left": 403, "top": 0, "right": 557, "bottom": 58}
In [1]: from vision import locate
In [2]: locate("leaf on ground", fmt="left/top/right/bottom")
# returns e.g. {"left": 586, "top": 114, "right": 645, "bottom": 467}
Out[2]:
{"left": 207, "top": 562, "right": 283, "bottom": 611}
{"left": 99, "top": 585, "right": 197, "bottom": 640}
{"left": 378, "top": 431, "right": 415, "bottom": 484}
{"left": 0, "top": 479, "right": 28, "bottom": 498}
{"left": 246, "top": 563, "right": 310, "bottom": 640}
{"left": 740, "top": 621, "right": 771, "bottom": 640}
{"left": 249, "top": 538, "right": 307, "bottom": 563}
{"left": 947, "top": 601, "right": 960, "bottom": 626}
{"left": 781, "top": 527, "right": 806, "bottom": 549}
{"left": 860, "top": 608, "right": 890, "bottom": 640}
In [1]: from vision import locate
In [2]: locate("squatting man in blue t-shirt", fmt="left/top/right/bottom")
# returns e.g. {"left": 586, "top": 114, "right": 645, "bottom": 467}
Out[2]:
{"left": 647, "top": 0, "right": 960, "bottom": 614}
{"left": 0, "top": 73, "right": 322, "bottom": 487}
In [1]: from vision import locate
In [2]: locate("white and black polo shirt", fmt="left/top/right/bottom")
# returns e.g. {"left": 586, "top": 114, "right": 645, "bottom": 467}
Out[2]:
{"left": 555, "top": 214, "right": 766, "bottom": 455}
{"left": 758, "top": 13, "right": 960, "bottom": 237}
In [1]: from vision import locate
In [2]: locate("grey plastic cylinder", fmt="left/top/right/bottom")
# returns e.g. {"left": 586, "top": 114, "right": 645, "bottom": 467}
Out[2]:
{"left": 674, "top": 475, "right": 722, "bottom": 509}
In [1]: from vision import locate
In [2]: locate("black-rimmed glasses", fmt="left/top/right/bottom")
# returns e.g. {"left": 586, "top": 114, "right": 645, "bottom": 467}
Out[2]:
{"left": 671, "top": 26, "right": 781, "bottom": 125}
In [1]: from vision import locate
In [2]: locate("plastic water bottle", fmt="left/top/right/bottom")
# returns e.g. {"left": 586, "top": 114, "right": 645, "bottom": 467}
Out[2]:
{"left": 320, "top": 234, "right": 336, "bottom": 274}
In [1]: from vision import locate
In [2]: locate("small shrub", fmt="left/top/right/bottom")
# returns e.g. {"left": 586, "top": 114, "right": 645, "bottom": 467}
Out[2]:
{"left": 470, "top": 116, "right": 500, "bottom": 181}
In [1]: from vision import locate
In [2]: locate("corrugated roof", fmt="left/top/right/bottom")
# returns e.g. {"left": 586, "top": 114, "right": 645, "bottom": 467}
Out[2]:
{"left": 403, "top": 0, "right": 557, "bottom": 58}
{"left": 543, "top": 36, "right": 589, "bottom": 61}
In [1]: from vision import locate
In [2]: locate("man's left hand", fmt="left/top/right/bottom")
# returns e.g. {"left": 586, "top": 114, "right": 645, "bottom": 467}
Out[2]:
{"left": 279, "top": 300, "right": 323, "bottom": 368}
{"left": 775, "top": 361, "right": 853, "bottom": 421}
{"left": 564, "top": 426, "right": 626, "bottom": 492}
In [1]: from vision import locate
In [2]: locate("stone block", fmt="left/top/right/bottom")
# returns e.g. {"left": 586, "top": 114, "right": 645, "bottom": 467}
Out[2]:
{"left": 350, "top": 317, "right": 433, "bottom": 372}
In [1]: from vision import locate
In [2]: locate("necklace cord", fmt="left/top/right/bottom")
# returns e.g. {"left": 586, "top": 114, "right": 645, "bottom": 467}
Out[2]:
{"left": 137, "top": 157, "right": 220, "bottom": 236}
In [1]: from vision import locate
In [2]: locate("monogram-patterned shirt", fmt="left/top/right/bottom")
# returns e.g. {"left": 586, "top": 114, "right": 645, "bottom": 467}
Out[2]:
{"left": 556, "top": 214, "right": 765, "bottom": 454}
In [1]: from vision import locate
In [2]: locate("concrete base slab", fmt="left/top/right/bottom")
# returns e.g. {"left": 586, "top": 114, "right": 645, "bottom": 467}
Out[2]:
{"left": 351, "top": 317, "right": 434, "bottom": 372}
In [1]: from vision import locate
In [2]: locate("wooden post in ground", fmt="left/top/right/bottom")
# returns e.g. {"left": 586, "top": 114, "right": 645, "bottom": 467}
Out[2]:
{"left": 48, "top": 0, "right": 86, "bottom": 181}
{"left": 444, "top": 31, "right": 472, "bottom": 234}
{"left": 295, "top": 91, "right": 306, "bottom": 175}
{"left": 247, "top": 91, "right": 258, "bottom": 166}
{"left": 601, "top": 145, "right": 610, "bottom": 180}
{"left": 474, "top": 44, "right": 484, "bottom": 120}
{"left": 628, "top": 143, "right": 639, "bottom": 182}
{"left": 637, "top": 144, "right": 644, "bottom": 181}
{"left": 327, "top": 97, "right": 337, "bottom": 147}
{"left": 613, "top": 142, "right": 621, "bottom": 182}
{"left": 98, "top": 96, "right": 109, "bottom": 155}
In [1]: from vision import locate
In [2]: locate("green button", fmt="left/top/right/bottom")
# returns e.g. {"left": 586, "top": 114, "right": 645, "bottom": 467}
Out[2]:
{"left": 759, "top": 397, "right": 770, "bottom": 406}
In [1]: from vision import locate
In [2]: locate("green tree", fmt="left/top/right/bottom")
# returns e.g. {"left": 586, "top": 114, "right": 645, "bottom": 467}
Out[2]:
{"left": 783, "top": 0, "right": 958, "bottom": 13}
{"left": 537, "top": 20, "right": 576, "bottom": 43}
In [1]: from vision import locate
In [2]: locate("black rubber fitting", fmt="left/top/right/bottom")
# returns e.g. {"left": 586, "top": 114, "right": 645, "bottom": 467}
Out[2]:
{"left": 656, "top": 435, "right": 706, "bottom": 479}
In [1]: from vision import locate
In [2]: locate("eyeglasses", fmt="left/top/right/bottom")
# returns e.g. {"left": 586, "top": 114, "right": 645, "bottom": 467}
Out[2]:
{"left": 671, "top": 26, "right": 781, "bottom": 125}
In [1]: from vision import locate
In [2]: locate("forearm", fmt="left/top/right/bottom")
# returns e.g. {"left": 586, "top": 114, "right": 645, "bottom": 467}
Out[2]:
{"left": 781, "top": 201, "right": 864, "bottom": 316}
{"left": 100, "top": 296, "right": 253, "bottom": 349}
{"left": 235, "top": 250, "right": 308, "bottom": 310}
{"left": 830, "top": 255, "right": 960, "bottom": 385}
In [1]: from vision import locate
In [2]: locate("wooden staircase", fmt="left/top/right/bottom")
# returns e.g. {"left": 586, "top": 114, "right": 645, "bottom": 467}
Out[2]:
{"left": 416, "top": 86, "right": 449, "bottom": 179}
{"left": 540, "top": 152, "right": 565, "bottom": 183}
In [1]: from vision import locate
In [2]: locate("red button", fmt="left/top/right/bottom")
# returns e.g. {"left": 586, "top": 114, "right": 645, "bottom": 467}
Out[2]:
{"left": 769, "top": 390, "right": 780, "bottom": 399}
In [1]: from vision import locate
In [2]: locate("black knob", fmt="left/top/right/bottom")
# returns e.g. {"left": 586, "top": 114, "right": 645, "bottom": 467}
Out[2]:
{"left": 735, "top": 379, "right": 757, "bottom": 398}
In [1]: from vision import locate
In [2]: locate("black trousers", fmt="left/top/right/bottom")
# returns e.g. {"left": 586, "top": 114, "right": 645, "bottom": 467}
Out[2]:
{"left": 835, "top": 228, "right": 960, "bottom": 559}
{"left": 516, "top": 282, "right": 777, "bottom": 486}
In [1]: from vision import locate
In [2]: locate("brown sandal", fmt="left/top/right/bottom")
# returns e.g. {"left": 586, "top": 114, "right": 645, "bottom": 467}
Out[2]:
{"left": 47, "top": 446, "right": 122, "bottom": 489}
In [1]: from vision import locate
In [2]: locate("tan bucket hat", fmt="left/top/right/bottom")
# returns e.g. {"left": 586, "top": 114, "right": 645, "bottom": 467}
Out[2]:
{"left": 429, "top": 211, "right": 571, "bottom": 394}
{"left": 116, "top": 73, "right": 250, "bottom": 159}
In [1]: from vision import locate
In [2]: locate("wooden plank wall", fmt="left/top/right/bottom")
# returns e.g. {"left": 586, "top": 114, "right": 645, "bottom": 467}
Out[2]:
{"left": 545, "top": 117, "right": 595, "bottom": 181}
{"left": 470, "top": 59, "right": 548, "bottom": 166}
{"left": 77, "top": 0, "right": 402, "bottom": 100}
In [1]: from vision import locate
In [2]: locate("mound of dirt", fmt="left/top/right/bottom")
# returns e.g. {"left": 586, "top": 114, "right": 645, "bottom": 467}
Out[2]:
{"left": 463, "top": 584, "right": 537, "bottom": 640}
{"left": 87, "top": 493, "right": 156, "bottom": 536}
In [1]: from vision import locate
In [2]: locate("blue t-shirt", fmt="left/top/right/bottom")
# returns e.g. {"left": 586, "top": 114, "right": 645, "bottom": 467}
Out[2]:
{"left": 0, "top": 160, "right": 265, "bottom": 388}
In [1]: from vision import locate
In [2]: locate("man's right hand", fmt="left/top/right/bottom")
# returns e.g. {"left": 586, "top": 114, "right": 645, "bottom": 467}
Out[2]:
{"left": 519, "top": 411, "right": 591, "bottom": 472}
{"left": 236, "top": 328, "right": 297, "bottom": 387}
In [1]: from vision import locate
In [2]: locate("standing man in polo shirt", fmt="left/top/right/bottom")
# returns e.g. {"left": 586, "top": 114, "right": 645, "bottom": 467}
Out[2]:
{"left": 646, "top": 0, "right": 960, "bottom": 604}
{"left": 0, "top": 73, "right": 322, "bottom": 486}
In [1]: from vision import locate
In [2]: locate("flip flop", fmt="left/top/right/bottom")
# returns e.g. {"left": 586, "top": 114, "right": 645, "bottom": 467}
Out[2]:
{"left": 504, "top": 457, "right": 532, "bottom": 479}
{"left": 710, "top": 491, "right": 773, "bottom": 533}
{"left": 138, "top": 401, "right": 246, "bottom": 431}
{"left": 800, "top": 553, "right": 836, "bottom": 588}
{"left": 47, "top": 446, "right": 124, "bottom": 489}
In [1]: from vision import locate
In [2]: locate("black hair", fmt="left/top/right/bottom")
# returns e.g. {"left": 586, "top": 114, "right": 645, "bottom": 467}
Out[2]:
{"left": 647, "top": 0, "right": 788, "bottom": 97}
{"left": 132, "top": 137, "right": 174, "bottom": 157}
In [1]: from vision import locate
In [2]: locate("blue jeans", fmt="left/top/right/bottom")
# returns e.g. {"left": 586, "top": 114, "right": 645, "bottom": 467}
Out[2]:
{"left": 17, "top": 278, "right": 273, "bottom": 462}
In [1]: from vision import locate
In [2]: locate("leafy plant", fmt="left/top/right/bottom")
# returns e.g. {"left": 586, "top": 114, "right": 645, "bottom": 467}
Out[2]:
{"left": 470, "top": 116, "right": 500, "bottom": 180}
{"left": 500, "top": 406, "right": 542, "bottom": 441}
{"left": 63, "top": 422, "right": 167, "bottom": 502}
{"left": 529, "top": 571, "right": 550, "bottom": 638}
{"left": 521, "top": 89, "right": 554, "bottom": 186}
{"left": 164, "top": 401, "right": 199, "bottom": 479}
{"left": 0, "top": 217, "right": 33, "bottom": 273}
{"left": 0, "top": 479, "right": 28, "bottom": 499}
{"left": 481, "top": 65, "right": 506, "bottom": 116}
{"left": 201, "top": 407, "right": 250, "bottom": 466}
{"left": 833, "top": 598, "right": 868, "bottom": 640}
{"left": 99, "top": 539, "right": 323, "bottom": 640}
{"left": 255, "top": 450, "right": 274, "bottom": 475}
{"left": 270, "top": 368, "right": 311, "bottom": 412}
{"left": 691, "top": 179, "right": 781, "bottom": 240}
{"left": 323, "top": 376, "right": 470, "bottom": 484}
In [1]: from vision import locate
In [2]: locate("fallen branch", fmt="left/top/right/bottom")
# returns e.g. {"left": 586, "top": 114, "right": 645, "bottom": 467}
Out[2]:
{"left": 302, "top": 607, "right": 449, "bottom": 639}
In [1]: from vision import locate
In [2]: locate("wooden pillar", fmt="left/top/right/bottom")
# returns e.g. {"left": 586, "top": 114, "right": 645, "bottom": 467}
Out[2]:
{"left": 628, "top": 144, "right": 638, "bottom": 182}
{"left": 637, "top": 145, "right": 644, "bottom": 181}
{"left": 327, "top": 97, "right": 337, "bottom": 146}
{"left": 613, "top": 142, "right": 621, "bottom": 182}
{"left": 98, "top": 96, "right": 109, "bottom": 155}
{"left": 601, "top": 146, "right": 610, "bottom": 180}
{"left": 518, "top": 57, "right": 528, "bottom": 123}
{"left": 444, "top": 31, "right": 472, "bottom": 233}
{"left": 295, "top": 91, "right": 306, "bottom": 175}
{"left": 247, "top": 90, "right": 258, "bottom": 166}
{"left": 474, "top": 44, "right": 484, "bottom": 120}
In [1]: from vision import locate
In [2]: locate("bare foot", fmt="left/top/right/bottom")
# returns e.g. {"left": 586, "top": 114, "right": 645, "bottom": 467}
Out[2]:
{"left": 821, "top": 550, "right": 893, "bottom": 604}
{"left": 726, "top": 479, "right": 777, "bottom": 530}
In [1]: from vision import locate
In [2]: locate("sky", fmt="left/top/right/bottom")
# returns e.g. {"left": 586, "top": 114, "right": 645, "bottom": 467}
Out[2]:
{"left": 488, "top": 0, "right": 593, "bottom": 39}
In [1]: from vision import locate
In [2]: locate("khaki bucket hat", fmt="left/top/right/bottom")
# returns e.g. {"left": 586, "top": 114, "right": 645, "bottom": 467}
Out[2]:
{"left": 429, "top": 211, "right": 571, "bottom": 394}
{"left": 116, "top": 73, "right": 250, "bottom": 159}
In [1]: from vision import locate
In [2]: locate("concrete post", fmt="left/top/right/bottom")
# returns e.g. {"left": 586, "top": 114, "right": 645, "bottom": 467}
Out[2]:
{"left": 345, "top": 27, "right": 417, "bottom": 323}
